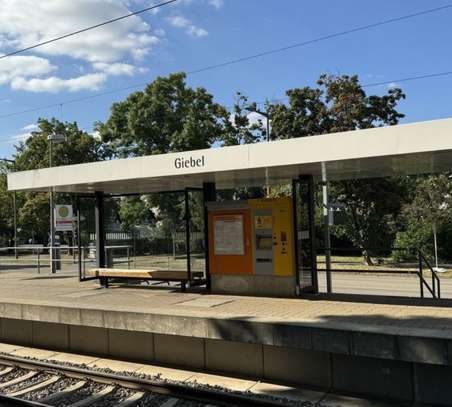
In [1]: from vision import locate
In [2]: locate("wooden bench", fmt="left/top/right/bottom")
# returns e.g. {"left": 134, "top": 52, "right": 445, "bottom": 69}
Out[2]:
{"left": 87, "top": 268, "right": 199, "bottom": 291}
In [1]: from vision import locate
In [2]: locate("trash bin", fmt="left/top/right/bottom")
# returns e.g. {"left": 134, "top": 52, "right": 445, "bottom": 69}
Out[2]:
{"left": 106, "top": 248, "right": 114, "bottom": 268}
{"left": 54, "top": 236, "right": 61, "bottom": 272}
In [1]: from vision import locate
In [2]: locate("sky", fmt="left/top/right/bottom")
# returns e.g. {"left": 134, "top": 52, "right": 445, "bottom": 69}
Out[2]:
{"left": 0, "top": 0, "right": 452, "bottom": 158}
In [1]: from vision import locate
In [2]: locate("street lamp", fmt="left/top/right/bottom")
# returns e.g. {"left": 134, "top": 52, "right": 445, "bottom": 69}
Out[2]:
{"left": 48, "top": 132, "right": 66, "bottom": 273}
{"left": 0, "top": 158, "right": 17, "bottom": 259}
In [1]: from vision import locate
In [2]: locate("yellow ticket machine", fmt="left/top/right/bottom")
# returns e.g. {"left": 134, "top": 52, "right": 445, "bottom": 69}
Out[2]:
{"left": 208, "top": 197, "right": 297, "bottom": 297}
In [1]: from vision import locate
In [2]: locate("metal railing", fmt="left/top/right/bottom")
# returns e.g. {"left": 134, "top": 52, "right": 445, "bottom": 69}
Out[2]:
{"left": 317, "top": 246, "right": 443, "bottom": 299}
{"left": 418, "top": 249, "right": 441, "bottom": 299}
{"left": 0, "top": 245, "right": 133, "bottom": 274}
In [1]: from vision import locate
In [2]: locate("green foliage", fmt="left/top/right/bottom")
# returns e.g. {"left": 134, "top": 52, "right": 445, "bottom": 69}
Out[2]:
{"left": 6, "top": 119, "right": 104, "bottom": 243}
{"left": 394, "top": 175, "right": 452, "bottom": 262}
{"left": 266, "top": 74, "right": 406, "bottom": 263}
{"left": 97, "top": 72, "right": 226, "bottom": 157}
{"left": 270, "top": 74, "right": 405, "bottom": 139}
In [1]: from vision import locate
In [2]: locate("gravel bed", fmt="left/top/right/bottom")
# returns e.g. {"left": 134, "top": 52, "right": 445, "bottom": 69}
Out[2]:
{"left": 0, "top": 354, "right": 332, "bottom": 407}
{"left": 22, "top": 376, "right": 79, "bottom": 401}
{"left": 0, "top": 368, "right": 28, "bottom": 384}
{"left": 136, "top": 394, "right": 178, "bottom": 406}
{"left": 54, "top": 382, "right": 107, "bottom": 407}
{"left": 90, "top": 387, "right": 137, "bottom": 406}
{"left": 4, "top": 371, "right": 53, "bottom": 394}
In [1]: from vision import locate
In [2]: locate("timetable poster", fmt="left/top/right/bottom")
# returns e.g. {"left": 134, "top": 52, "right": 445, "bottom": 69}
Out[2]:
{"left": 213, "top": 215, "right": 245, "bottom": 255}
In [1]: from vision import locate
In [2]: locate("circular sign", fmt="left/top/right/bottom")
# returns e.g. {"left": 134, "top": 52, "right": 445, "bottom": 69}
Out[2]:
{"left": 58, "top": 206, "right": 69, "bottom": 218}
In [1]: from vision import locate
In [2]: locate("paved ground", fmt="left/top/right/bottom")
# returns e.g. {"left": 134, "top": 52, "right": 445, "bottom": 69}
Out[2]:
{"left": 318, "top": 271, "right": 451, "bottom": 298}
{"left": 0, "top": 269, "right": 451, "bottom": 338}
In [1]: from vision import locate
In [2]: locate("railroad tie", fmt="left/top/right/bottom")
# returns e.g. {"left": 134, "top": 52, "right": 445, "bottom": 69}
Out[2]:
{"left": 68, "top": 384, "right": 115, "bottom": 407}
{"left": 8, "top": 375, "right": 60, "bottom": 397}
{"left": 0, "top": 370, "right": 37, "bottom": 390}
{"left": 116, "top": 391, "right": 145, "bottom": 407}
{"left": 0, "top": 367, "right": 13, "bottom": 376}
{"left": 159, "top": 398, "right": 180, "bottom": 407}
{"left": 40, "top": 380, "right": 86, "bottom": 404}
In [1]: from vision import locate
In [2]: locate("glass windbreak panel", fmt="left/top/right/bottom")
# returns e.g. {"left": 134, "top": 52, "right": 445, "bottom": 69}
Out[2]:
{"left": 77, "top": 196, "right": 97, "bottom": 280}
{"left": 294, "top": 180, "right": 317, "bottom": 293}
{"left": 110, "top": 193, "right": 187, "bottom": 272}
{"left": 187, "top": 189, "right": 206, "bottom": 278}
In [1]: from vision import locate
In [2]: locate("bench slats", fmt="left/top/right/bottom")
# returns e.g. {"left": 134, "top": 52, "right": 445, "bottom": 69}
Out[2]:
{"left": 88, "top": 269, "right": 189, "bottom": 280}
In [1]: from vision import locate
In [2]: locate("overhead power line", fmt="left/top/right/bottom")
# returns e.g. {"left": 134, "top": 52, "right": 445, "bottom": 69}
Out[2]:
{"left": 0, "top": 4, "right": 451, "bottom": 123}
{"left": 0, "top": 0, "right": 178, "bottom": 60}
{"left": 187, "top": 4, "right": 452, "bottom": 75}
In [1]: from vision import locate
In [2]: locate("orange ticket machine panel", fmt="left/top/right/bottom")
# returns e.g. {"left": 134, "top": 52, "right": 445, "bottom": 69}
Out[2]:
{"left": 208, "top": 208, "right": 254, "bottom": 275}
{"left": 208, "top": 199, "right": 295, "bottom": 277}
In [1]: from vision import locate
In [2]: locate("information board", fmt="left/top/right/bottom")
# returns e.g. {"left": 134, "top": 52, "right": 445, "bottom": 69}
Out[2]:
{"left": 213, "top": 215, "right": 244, "bottom": 255}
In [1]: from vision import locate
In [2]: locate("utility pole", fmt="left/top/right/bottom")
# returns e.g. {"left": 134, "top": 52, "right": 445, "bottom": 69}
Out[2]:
{"left": 0, "top": 158, "right": 17, "bottom": 259}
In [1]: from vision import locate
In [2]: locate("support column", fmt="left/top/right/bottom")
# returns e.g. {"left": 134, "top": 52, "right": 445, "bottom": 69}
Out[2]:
{"left": 203, "top": 182, "right": 216, "bottom": 291}
{"left": 95, "top": 191, "right": 106, "bottom": 269}
{"left": 184, "top": 189, "right": 192, "bottom": 286}
{"left": 291, "top": 179, "right": 301, "bottom": 295}
{"left": 322, "top": 163, "right": 332, "bottom": 294}
{"left": 306, "top": 175, "right": 318, "bottom": 294}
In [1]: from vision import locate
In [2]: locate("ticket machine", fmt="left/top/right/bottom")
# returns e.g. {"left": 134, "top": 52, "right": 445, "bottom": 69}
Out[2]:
{"left": 207, "top": 198, "right": 296, "bottom": 297}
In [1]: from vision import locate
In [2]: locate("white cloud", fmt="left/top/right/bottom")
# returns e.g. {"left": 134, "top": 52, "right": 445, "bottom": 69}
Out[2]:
{"left": 0, "top": 0, "right": 161, "bottom": 93}
{"left": 0, "top": 55, "right": 56, "bottom": 85}
{"left": 387, "top": 82, "right": 398, "bottom": 89}
{"left": 22, "top": 123, "right": 39, "bottom": 132}
{"left": 167, "top": 15, "right": 208, "bottom": 37}
{"left": 247, "top": 111, "right": 268, "bottom": 127}
{"left": 11, "top": 73, "right": 107, "bottom": 93}
{"left": 208, "top": 0, "right": 223, "bottom": 9}
{"left": 0, "top": 0, "right": 159, "bottom": 64}
{"left": 93, "top": 62, "right": 137, "bottom": 76}
{"left": 229, "top": 111, "right": 268, "bottom": 128}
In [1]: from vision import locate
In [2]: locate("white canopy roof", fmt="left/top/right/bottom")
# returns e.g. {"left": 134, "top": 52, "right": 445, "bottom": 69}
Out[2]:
{"left": 8, "top": 118, "right": 452, "bottom": 194}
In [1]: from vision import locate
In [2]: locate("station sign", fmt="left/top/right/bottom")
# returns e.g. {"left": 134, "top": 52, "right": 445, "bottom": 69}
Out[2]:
{"left": 55, "top": 204, "right": 74, "bottom": 232}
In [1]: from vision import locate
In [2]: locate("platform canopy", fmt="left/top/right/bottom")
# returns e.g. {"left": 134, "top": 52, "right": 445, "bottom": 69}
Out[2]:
{"left": 8, "top": 118, "right": 452, "bottom": 194}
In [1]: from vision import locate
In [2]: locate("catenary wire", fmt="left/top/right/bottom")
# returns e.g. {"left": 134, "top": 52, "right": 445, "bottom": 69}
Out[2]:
{"left": 0, "top": 4, "right": 451, "bottom": 130}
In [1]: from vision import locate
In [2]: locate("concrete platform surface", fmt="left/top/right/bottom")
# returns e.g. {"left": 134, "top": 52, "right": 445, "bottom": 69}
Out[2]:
{"left": 0, "top": 270, "right": 450, "bottom": 339}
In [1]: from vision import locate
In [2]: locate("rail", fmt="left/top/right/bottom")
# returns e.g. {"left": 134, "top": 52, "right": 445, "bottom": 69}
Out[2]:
{"left": 0, "top": 354, "right": 288, "bottom": 407}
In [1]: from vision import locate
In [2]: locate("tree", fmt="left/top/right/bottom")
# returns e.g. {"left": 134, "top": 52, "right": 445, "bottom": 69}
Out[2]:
{"left": 396, "top": 175, "right": 452, "bottom": 268}
{"left": 219, "top": 92, "right": 264, "bottom": 146}
{"left": 97, "top": 72, "right": 226, "bottom": 158}
{"left": 10, "top": 118, "right": 105, "bottom": 243}
{"left": 268, "top": 74, "right": 406, "bottom": 264}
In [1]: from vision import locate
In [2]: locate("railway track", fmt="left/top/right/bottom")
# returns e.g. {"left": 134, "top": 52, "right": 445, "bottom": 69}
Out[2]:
{"left": 0, "top": 354, "right": 303, "bottom": 407}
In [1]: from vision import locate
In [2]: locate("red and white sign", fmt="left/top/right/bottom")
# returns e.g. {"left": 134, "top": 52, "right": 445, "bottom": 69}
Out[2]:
{"left": 55, "top": 204, "right": 74, "bottom": 232}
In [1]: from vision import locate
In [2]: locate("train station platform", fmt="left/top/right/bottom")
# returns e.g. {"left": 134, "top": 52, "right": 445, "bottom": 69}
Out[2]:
{"left": 0, "top": 270, "right": 451, "bottom": 405}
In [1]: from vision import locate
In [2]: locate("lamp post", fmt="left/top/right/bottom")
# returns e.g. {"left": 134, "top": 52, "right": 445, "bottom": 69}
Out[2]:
{"left": 0, "top": 158, "right": 17, "bottom": 259}
{"left": 48, "top": 132, "right": 65, "bottom": 273}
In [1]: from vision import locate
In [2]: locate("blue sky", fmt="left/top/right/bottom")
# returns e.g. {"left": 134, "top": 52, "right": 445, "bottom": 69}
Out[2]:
{"left": 1, "top": 0, "right": 451, "bottom": 158}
